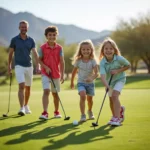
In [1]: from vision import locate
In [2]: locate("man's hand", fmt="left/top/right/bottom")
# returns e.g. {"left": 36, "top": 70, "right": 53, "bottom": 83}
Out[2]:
{"left": 36, "top": 64, "right": 41, "bottom": 74}
{"left": 8, "top": 65, "right": 12, "bottom": 75}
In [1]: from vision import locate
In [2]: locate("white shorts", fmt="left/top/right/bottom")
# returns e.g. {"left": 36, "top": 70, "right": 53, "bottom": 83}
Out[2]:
{"left": 42, "top": 75, "right": 60, "bottom": 93}
{"left": 15, "top": 65, "right": 33, "bottom": 86}
{"left": 108, "top": 81, "right": 125, "bottom": 97}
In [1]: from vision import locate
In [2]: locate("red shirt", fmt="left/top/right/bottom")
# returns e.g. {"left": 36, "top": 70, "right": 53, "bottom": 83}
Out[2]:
{"left": 40, "top": 42, "right": 63, "bottom": 79}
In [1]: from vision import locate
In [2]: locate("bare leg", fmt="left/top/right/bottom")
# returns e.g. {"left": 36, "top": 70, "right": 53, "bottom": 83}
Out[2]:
{"left": 112, "top": 90, "right": 121, "bottom": 118}
{"left": 24, "top": 86, "right": 31, "bottom": 105}
{"left": 18, "top": 83, "right": 25, "bottom": 107}
{"left": 109, "top": 97, "right": 115, "bottom": 116}
{"left": 79, "top": 91, "right": 86, "bottom": 115}
{"left": 42, "top": 89, "right": 50, "bottom": 112}
{"left": 87, "top": 95, "right": 93, "bottom": 111}
{"left": 52, "top": 92, "right": 59, "bottom": 112}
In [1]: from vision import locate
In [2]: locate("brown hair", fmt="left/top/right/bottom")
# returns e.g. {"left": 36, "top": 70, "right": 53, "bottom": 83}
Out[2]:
{"left": 44, "top": 26, "right": 58, "bottom": 36}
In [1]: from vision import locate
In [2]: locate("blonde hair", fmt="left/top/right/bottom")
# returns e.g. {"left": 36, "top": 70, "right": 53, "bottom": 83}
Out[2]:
{"left": 99, "top": 37, "right": 121, "bottom": 60}
{"left": 19, "top": 20, "right": 29, "bottom": 27}
{"left": 72, "top": 39, "right": 97, "bottom": 64}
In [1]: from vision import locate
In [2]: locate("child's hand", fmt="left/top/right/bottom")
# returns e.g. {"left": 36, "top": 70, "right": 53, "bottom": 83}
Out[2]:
{"left": 84, "top": 77, "right": 93, "bottom": 83}
{"left": 105, "top": 86, "right": 110, "bottom": 92}
{"left": 60, "top": 75, "right": 64, "bottom": 84}
{"left": 70, "top": 83, "right": 75, "bottom": 89}
{"left": 45, "top": 66, "right": 51, "bottom": 74}
{"left": 110, "top": 69, "right": 119, "bottom": 75}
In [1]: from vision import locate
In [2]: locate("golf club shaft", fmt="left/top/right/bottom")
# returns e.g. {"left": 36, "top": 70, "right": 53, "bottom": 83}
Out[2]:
{"left": 6, "top": 74, "right": 12, "bottom": 114}
{"left": 49, "top": 73, "right": 67, "bottom": 118}
{"left": 95, "top": 91, "right": 107, "bottom": 124}
{"left": 95, "top": 75, "right": 113, "bottom": 124}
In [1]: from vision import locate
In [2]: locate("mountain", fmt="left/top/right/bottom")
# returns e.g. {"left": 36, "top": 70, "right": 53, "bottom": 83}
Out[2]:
{"left": 91, "top": 30, "right": 111, "bottom": 46}
{"left": 0, "top": 7, "right": 111, "bottom": 46}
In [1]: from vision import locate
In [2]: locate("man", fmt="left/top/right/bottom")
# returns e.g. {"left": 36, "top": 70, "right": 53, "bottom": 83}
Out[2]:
{"left": 8, "top": 20, "right": 40, "bottom": 116}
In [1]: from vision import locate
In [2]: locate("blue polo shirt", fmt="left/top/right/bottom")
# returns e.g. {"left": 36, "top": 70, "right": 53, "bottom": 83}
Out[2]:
{"left": 9, "top": 34, "right": 35, "bottom": 67}
{"left": 100, "top": 55, "right": 130, "bottom": 87}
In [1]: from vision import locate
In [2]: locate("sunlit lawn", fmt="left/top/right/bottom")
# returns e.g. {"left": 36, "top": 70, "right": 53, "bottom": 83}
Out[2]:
{"left": 0, "top": 75, "right": 150, "bottom": 150}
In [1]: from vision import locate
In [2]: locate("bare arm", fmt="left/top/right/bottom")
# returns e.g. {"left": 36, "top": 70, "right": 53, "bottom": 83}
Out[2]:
{"left": 110, "top": 65, "right": 130, "bottom": 75}
{"left": 101, "top": 74, "right": 110, "bottom": 90}
{"left": 60, "top": 56, "right": 65, "bottom": 84}
{"left": 70, "top": 67, "right": 78, "bottom": 89}
{"left": 93, "top": 65, "right": 99, "bottom": 79}
{"left": 38, "top": 57, "right": 51, "bottom": 74}
{"left": 8, "top": 48, "right": 14, "bottom": 75}
{"left": 85, "top": 65, "right": 99, "bottom": 82}
{"left": 32, "top": 48, "right": 41, "bottom": 73}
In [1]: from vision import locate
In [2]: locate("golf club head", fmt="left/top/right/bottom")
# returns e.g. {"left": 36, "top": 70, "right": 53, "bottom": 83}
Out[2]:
{"left": 92, "top": 122, "right": 98, "bottom": 127}
{"left": 64, "top": 116, "right": 70, "bottom": 120}
{"left": 3, "top": 114, "right": 8, "bottom": 117}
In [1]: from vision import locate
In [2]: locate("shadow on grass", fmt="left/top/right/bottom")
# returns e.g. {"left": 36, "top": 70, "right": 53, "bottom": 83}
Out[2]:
{"left": 0, "top": 120, "right": 48, "bottom": 137}
{"left": 0, "top": 114, "right": 20, "bottom": 120}
{"left": 42, "top": 124, "right": 115, "bottom": 150}
{"left": 1, "top": 120, "right": 115, "bottom": 149}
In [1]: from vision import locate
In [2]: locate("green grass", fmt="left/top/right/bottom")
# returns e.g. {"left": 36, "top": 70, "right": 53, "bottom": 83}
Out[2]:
{"left": 0, "top": 75, "right": 150, "bottom": 92}
{"left": 0, "top": 75, "right": 150, "bottom": 150}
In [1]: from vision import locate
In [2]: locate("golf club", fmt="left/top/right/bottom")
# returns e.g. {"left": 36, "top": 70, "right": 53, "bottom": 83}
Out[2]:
{"left": 49, "top": 73, "right": 70, "bottom": 120}
{"left": 3, "top": 74, "right": 12, "bottom": 117}
{"left": 92, "top": 75, "right": 113, "bottom": 127}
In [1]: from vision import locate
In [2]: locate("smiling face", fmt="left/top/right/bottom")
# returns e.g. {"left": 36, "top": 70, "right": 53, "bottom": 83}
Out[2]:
{"left": 80, "top": 44, "right": 92, "bottom": 59}
{"left": 46, "top": 32, "right": 57, "bottom": 43}
{"left": 103, "top": 42, "right": 115, "bottom": 61}
{"left": 19, "top": 23, "right": 28, "bottom": 35}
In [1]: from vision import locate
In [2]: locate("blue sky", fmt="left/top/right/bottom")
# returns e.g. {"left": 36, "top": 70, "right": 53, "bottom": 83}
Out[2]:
{"left": 0, "top": 0, "right": 150, "bottom": 32}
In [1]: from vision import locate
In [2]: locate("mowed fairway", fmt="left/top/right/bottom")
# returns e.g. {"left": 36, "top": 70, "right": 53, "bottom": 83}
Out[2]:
{"left": 0, "top": 76, "right": 150, "bottom": 150}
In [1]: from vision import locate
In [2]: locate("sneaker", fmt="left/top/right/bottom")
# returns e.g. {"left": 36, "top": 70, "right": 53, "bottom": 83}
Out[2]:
{"left": 80, "top": 114, "right": 86, "bottom": 122}
{"left": 54, "top": 111, "right": 62, "bottom": 118}
{"left": 120, "top": 106, "right": 125, "bottom": 122}
{"left": 39, "top": 111, "right": 48, "bottom": 120}
{"left": 107, "top": 116, "right": 115, "bottom": 125}
{"left": 111, "top": 117, "right": 121, "bottom": 126}
{"left": 87, "top": 111, "right": 95, "bottom": 119}
{"left": 24, "top": 105, "right": 32, "bottom": 114}
{"left": 18, "top": 107, "right": 25, "bottom": 116}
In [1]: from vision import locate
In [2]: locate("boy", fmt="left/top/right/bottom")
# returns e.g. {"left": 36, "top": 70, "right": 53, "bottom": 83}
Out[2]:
{"left": 38, "top": 26, "right": 65, "bottom": 119}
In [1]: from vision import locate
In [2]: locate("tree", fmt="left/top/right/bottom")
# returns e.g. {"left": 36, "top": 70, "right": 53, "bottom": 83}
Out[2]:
{"left": 112, "top": 21, "right": 140, "bottom": 73}
{"left": 64, "top": 44, "right": 77, "bottom": 79}
{"left": 0, "top": 46, "right": 7, "bottom": 76}
{"left": 112, "top": 12, "right": 150, "bottom": 73}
